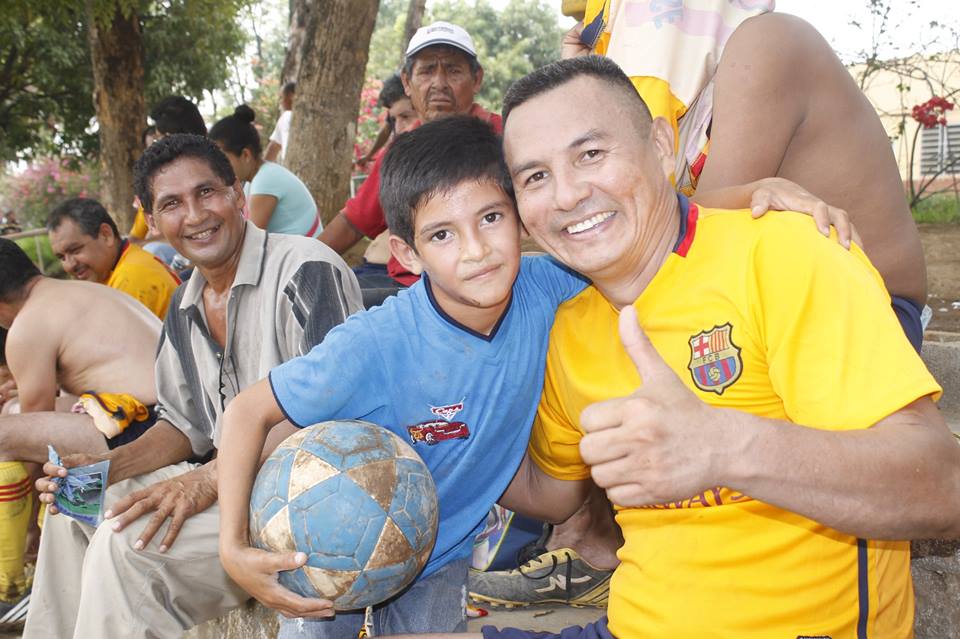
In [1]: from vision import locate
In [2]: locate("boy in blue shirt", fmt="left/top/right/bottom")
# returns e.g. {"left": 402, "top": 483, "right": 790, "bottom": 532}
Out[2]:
{"left": 217, "top": 115, "right": 589, "bottom": 637}
{"left": 216, "top": 116, "right": 846, "bottom": 637}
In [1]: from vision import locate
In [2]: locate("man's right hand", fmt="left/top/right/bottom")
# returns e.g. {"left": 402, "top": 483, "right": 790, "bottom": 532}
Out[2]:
{"left": 220, "top": 542, "right": 335, "bottom": 619}
{"left": 105, "top": 463, "right": 218, "bottom": 553}
{"left": 0, "top": 365, "right": 18, "bottom": 410}
{"left": 36, "top": 453, "right": 111, "bottom": 514}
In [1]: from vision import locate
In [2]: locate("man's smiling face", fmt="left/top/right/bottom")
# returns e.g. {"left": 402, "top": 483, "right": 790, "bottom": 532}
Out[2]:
{"left": 147, "top": 156, "right": 246, "bottom": 270}
{"left": 503, "top": 75, "right": 675, "bottom": 282}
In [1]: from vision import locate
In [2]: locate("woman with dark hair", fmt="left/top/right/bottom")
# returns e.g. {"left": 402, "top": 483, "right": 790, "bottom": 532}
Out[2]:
{"left": 208, "top": 105, "right": 322, "bottom": 237}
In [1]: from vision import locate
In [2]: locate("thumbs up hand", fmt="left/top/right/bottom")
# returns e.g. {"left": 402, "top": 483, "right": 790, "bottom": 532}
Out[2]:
{"left": 578, "top": 306, "right": 732, "bottom": 507}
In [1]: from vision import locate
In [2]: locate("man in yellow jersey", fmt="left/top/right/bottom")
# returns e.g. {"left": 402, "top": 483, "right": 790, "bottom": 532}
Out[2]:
{"left": 405, "top": 56, "right": 960, "bottom": 639}
{"left": 562, "top": 0, "right": 928, "bottom": 353}
{"left": 48, "top": 198, "right": 180, "bottom": 319}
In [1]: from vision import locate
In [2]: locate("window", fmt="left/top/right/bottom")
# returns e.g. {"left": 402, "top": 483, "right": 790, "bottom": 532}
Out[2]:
{"left": 921, "top": 123, "right": 960, "bottom": 175}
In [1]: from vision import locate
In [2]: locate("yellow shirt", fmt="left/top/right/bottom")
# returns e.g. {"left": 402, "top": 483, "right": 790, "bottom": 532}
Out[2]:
{"left": 129, "top": 206, "right": 149, "bottom": 239}
{"left": 530, "top": 201, "right": 940, "bottom": 639}
{"left": 106, "top": 241, "right": 180, "bottom": 319}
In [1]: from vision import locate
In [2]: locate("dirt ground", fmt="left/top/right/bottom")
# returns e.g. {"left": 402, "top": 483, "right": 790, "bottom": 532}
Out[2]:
{"left": 920, "top": 224, "right": 960, "bottom": 334}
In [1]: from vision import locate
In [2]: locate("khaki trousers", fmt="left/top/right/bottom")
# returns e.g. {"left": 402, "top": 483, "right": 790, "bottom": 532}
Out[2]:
{"left": 23, "top": 462, "right": 249, "bottom": 639}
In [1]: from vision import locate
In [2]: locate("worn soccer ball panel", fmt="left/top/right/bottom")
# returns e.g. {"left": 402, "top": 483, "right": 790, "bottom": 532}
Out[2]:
{"left": 249, "top": 419, "right": 439, "bottom": 610}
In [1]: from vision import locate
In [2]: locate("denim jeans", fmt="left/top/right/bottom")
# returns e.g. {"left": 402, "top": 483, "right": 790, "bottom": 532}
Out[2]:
{"left": 278, "top": 558, "right": 469, "bottom": 638}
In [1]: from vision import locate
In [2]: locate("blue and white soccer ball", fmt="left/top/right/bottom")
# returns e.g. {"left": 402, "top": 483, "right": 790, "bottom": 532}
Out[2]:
{"left": 249, "top": 419, "right": 439, "bottom": 610}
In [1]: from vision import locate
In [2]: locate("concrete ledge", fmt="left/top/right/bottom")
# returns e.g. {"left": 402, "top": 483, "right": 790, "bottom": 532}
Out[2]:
{"left": 912, "top": 337, "right": 960, "bottom": 638}
{"left": 922, "top": 336, "right": 960, "bottom": 429}
{"left": 184, "top": 600, "right": 277, "bottom": 638}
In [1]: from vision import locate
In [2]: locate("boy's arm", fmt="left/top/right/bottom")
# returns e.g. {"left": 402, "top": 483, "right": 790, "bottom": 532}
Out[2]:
{"left": 217, "top": 377, "right": 335, "bottom": 619}
{"left": 498, "top": 452, "right": 590, "bottom": 524}
{"left": 692, "top": 177, "right": 856, "bottom": 248}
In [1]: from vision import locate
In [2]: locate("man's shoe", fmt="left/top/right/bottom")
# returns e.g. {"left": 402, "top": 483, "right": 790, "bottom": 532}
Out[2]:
{"left": 468, "top": 549, "right": 611, "bottom": 608}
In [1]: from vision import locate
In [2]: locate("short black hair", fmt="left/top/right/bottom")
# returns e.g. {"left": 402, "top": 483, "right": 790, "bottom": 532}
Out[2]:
{"left": 0, "top": 238, "right": 41, "bottom": 303}
{"left": 150, "top": 95, "right": 207, "bottom": 136}
{"left": 281, "top": 82, "right": 296, "bottom": 96}
{"left": 46, "top": 198, "right": 120, "bottom": 239}
{"left": 502, "top": 56, "right": 651, "bottom": 130}
{"left": 378, "top": 74, "right": 407, "bottom": 109}
{"left": 208, "top": 105, "right": 262, "bottom": 158}
{"left": 134, "top": 134, "right": 236, "bottom": 214}
{"left": 380, "top": 115, "right": 511, "bottom": 248}
{"left": 403, "top": 45, "right": 481, "bottom": 80}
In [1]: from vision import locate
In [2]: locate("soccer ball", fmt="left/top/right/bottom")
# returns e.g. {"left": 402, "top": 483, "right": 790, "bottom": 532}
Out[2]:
{"left": 249, "top": 419, "right": 439, "bottom": 610}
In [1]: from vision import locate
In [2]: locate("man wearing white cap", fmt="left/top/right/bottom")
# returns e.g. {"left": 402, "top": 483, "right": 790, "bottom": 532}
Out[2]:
{"left": 318, "top": 21, "right": 501, "bottom": 293}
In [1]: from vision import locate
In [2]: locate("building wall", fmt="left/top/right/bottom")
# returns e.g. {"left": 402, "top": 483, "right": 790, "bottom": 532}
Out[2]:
{"left": 851, "top": 52, "right": 960, "bottom": 185}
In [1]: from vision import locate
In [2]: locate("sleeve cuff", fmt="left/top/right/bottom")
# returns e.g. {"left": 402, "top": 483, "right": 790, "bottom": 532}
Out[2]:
{"left": 268, "top": 370, "right": 306, "bottom": 429}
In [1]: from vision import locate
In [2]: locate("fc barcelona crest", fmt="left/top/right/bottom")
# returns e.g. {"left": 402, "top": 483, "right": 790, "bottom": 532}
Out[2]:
{"left": 687, "top": 323, "right": 742, "bottom": 395}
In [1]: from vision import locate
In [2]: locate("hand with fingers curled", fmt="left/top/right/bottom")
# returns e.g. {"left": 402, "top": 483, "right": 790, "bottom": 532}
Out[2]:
{"left": 578, "top": 306, "right": 736, "bottom": 508}
{"left": 561, "top": 21, "right": 590, "bottom": 59}
{"left": 104, "top": 464, "right": 218, "bottom": 553}
{"left": 0, "top": 366, "right": 17, "bottom": 409}
{"left": 36, "top": 453, "right": 112, "bottom": 514}
{"left": 749, "top": 177, "right": 861, "bottom": 249}
{"left": 219, "top": 541, "right": 336, "bottom": 619}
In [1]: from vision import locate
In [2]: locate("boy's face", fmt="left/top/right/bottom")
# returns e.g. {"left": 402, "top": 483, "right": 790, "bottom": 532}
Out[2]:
{"left": 392, "top": 180, "right": 521, "bottom": 323}
{"left": 388, "top": 97, "right": 418, "bottom": 136}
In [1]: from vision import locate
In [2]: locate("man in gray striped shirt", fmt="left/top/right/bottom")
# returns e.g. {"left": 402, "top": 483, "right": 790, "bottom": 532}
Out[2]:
{"left": 26, "top": 134, "right": 362, "bottom": 639}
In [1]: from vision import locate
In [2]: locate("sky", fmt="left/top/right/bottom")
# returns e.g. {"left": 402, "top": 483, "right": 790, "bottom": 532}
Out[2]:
{"left": 483, "top": 0, "right": 960, "bottom": 62}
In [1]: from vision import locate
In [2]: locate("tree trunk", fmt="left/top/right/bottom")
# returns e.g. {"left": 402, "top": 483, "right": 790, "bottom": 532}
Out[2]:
{"left": 281, "top": 0, "right": 309, "bottom": 85}
{"left": 285, "top": 0, "right": 380, "bottom": 224}
{"left": 86, "top": 3, "right": 145, "bottom": 232}
{"left": 400, "top": 0, "right": 427, "bottom": 64}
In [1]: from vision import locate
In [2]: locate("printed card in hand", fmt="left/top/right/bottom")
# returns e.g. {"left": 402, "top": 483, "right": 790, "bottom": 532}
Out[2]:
{"left": 47, "top": 445, "right": 110, "bottom": 527}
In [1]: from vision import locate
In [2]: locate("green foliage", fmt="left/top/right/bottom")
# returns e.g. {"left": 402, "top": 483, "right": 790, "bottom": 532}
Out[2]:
{"left": 353, "top": 0, "right": 562, "bottom": 156}
{"left": 364, "top": 0, "right": 408, "bottom": 81}
{"left": 363, "top": 0, "right": 562, "bottom": 111}
{"left": 15, "top": 235, "right": 64, "bottom": 278}
{"left": 426, "top": 0, "right": 562, "bottom": 110}
{"left": 0, "top": 0, "right": 250, "bottom": 162}
{"left": 912, "top": 194, "right": 960, "bottom": 224}
{"left": 143, "top": 0, "right": 249, "bottom": 106}
{"left": 0, "top": 4, "right": 95, "bottom": 160}
{"left": 225, "top": 0, "right": 289, "bottom": 150}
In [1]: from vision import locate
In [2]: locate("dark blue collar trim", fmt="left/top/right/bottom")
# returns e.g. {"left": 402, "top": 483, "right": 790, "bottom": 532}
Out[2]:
{"left": 423, "top": 273, "right": 512, "bottom": 343}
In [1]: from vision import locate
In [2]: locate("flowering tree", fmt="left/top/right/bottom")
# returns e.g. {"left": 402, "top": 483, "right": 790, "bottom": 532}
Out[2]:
{"left": 353, "top": 77, "right": 386, "bottom": 174}
{"left": 0, "top": 160, "right": 102, "bottom": 230}
{"left": 906, "top": 96, "right": 957, "bottom": 208}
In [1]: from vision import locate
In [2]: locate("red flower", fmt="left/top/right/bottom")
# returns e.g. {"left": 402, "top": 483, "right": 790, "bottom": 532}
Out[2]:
{"left": 912, "top": 96, "right": 955, "bottom": 129}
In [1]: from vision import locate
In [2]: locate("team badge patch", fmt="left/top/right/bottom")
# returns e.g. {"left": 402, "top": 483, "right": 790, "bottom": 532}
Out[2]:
{"left": 687, "top": 324, "right": 742, "bottom": 395}
{"left": 430, "top": 399, "right": 464, "bottom": 422}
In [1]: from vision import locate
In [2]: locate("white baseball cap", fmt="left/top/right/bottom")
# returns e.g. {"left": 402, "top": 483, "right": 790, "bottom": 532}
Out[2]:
{"left": 405, "top": 21, "right": 477, "bottom": 59}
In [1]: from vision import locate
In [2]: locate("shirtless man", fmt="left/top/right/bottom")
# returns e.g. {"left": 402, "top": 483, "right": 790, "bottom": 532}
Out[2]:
{"left": 0, "top": 238, "right": 160, "bottom": 613}
{"left": 0, "top": 238, "right": 161, "bottom": 460}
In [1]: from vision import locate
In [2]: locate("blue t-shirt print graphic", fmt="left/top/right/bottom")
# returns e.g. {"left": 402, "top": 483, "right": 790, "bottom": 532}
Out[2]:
{"left": 406, "top": 399, "right": 470, "bottom": 446}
